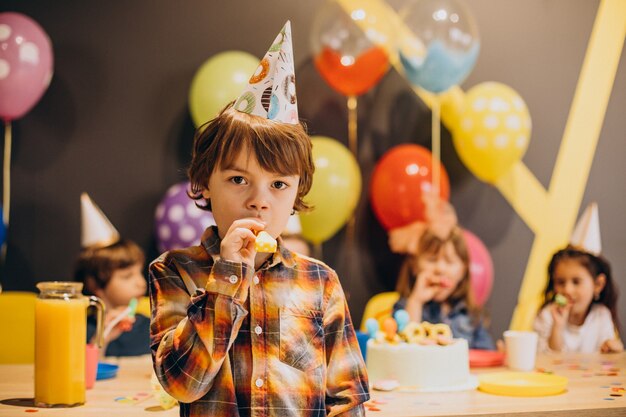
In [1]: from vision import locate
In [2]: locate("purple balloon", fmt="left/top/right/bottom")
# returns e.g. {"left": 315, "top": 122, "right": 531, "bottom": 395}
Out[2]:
{"left": 0, "top": 12, "right": 54, "bottom": 121}
{"left": 155, "top": 181, "right": 215, "bottom": 252}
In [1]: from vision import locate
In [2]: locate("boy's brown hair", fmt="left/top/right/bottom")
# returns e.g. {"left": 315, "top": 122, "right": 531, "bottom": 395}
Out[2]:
{"left": 74, "top": 239, "right": 145, "bottom": 295}
{"left": 188, "top": 102, "right": 315, "bottom": 212}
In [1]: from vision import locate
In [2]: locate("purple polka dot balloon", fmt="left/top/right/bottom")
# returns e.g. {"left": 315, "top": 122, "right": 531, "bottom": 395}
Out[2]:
{"left": 155, "top": 181, "right": 215, "bottom": 252}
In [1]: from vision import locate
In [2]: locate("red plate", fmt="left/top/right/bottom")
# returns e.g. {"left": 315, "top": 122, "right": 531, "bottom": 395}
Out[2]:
{"left": 469, "top": 349, "right": 505, "bottom": 368}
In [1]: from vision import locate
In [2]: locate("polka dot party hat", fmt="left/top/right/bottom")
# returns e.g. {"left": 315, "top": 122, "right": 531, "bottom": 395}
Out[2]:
{"left": 570, "top": 202, "right": 601, "bottom": 256}
{"left": 233, "top": 21, "right": 298, "bottom": 124}
{"left": 80, "top": 193, "right": 120, "bottom": 249}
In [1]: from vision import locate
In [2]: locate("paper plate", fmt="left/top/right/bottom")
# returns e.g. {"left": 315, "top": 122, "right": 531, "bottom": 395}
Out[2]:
{"left": 96, "top": 363, "right": 119, "bottom": 380}
{"left": 469, "top": 349, "right": 505, "bottom": 367}
{"left": 478, "top": 372, "right": 568, "bottom": 396}
{"left": 397, "top": 375, "right": 479, "bottom": 393}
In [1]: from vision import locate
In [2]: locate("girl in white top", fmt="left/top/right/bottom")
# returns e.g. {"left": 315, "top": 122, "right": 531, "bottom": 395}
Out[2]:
{"left": 533, "top": 245, "right": 623, "bottom": 353}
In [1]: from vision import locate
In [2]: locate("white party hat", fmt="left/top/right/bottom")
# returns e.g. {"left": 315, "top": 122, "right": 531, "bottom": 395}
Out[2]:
{"left": 570, "top": 202, "right": 601, "bottom": 255}
{"left": 81, "top": 193, "right": 120, "bottom": 248}
{"left": 283, "top": 214, "right": 302, "bottom": 236}
{"left": 233, "top": 21, "right": 298, "bottom": 124}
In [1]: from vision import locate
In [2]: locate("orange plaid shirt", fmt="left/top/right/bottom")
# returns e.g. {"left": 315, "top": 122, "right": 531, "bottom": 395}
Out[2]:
{"left": 149, "top": 227, "right": 369, "bottom": 416}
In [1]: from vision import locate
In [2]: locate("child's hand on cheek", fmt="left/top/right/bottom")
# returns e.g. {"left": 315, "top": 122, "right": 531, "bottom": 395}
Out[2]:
{"left": 410, "top": 272, "right": 439, "bottom": 304}
{"left": 220, "top": 218, "right": 266, "bottom": 267}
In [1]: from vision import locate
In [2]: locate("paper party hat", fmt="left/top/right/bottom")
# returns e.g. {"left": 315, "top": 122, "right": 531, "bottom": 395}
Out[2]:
{"left": 81, "top": 193, "right": 120, "bottom": 248}
{"left": 283, "top": 214, "right": 302, "bottom": 236}
{"left": 570, "top": 202, "right": 601, "bottom": 255}
{"left": 233, "top": 21, "right": 298, "bottom": 124}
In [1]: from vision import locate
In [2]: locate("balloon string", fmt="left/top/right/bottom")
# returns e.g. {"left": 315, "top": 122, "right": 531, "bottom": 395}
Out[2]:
{"left": 3, "top": 121, "right": 10, "bottom": 227}
{"left": 1, "top": 120, "right": 11, "bottom": 268}
{"left": 346, "top": 95, "right": 358, "bottom": 286}
{"left": 432, "top": 96, "right": 441, "bottom": 198}
{"left": 313, "top": 243, "right": 323, "bottom": 261}
{"left": 347, "top": 95, "right": 358, "bottom": 156}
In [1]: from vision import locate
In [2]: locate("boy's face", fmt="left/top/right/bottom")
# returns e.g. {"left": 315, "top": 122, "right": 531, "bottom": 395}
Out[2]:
{"left": 97, "top": 262, "right": 146, "bottom": 308}
{"left": 204, "top": 147, "right": 300, "bottom": 240}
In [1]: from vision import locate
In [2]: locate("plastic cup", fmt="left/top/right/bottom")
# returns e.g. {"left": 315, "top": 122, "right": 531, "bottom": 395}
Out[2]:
{"left": 85, "top": 343, "right": 99, "bottom": 389}
{"left": 503, "top": 330, "right": 538, "bottom": 371}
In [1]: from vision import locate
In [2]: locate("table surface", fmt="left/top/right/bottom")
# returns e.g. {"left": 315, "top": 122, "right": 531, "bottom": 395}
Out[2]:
{"left": 0, "top": 352, "right": 624, "bottom": 416}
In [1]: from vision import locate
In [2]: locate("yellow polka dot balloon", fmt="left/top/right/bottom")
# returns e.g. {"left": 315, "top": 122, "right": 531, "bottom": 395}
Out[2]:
{"left": 453, "top": 82, "right": 531, "bottom": 183}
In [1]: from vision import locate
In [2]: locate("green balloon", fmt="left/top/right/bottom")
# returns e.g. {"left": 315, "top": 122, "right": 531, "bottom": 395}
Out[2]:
{"left": 188, "top": 51, "right": 259, "bottom": 127}
{"left": 300, "top": 136, "right": 362, "bottom": 244}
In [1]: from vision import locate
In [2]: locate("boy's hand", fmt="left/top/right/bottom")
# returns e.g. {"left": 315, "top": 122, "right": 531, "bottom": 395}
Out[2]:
{"left": 220, "top": 218, "right": 266, "bottom": 267}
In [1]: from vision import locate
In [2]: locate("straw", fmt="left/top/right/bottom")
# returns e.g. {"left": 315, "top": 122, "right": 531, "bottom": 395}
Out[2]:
{"left": 103, "top": 298, "right": 138, "bottom": 339}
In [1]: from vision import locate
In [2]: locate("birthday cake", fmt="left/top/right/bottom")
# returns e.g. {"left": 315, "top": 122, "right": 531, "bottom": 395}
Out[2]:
{"left": 366, "top": 321, "right": 472, "bottom": 391}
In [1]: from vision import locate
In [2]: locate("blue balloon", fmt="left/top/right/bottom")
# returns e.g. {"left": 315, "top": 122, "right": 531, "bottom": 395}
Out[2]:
{"left": 365, "top": 318, "right": 379, "bottom": 338}
{"left": 400, "top": 40, "right": 479, "bottom": 94}
{"left": 399, "top": 0, "right": 480, "bottom": 93}
{"left": 393, "top": 309, "right": 410, "bottom": 332}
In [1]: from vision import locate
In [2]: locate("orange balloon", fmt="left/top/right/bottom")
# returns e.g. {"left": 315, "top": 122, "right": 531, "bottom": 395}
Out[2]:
{"left": 314, "top": 45, "right": 389, "bottom": 96}
{"left": 370, "top": 144, "right": 450, "bottom": 230}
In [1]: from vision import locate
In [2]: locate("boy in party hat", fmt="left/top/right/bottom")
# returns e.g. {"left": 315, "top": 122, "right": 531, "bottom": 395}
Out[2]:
{"left": 534, "top": 203, "right": 623, "bottom": 353}
{"left": 150, "top": 21, "right": 369, "bottom": 416}
{"left": 75, "top": 193, "right": 150, "bottom": 357}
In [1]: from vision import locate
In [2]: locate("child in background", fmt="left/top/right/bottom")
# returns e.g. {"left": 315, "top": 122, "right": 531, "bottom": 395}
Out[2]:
{"left": 280, "top": 214, "right": 311, "bottom": 256}
{"left": 390, "top": 194, "right": 495, "bottom": 350}
{"left": 149, "top": 22, "right": 368, "bottom": 417}
{"left": 75, "top": 193, "right": 150, "bottom": 357}
{"left": 534, "top": 203, "right": 623, "bottom": 353}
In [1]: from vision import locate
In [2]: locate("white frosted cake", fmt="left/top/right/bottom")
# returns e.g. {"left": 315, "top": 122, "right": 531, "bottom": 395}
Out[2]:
{"left": 366, "top": 338, "right": 470, "bottom": 389}
{"left": 365, "top": 321, "right": 471, "bottom": 390}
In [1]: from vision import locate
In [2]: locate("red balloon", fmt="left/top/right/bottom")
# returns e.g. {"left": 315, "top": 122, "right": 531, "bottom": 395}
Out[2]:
{"left": 463, "top": 230, "right": 494, "bottom": 307}
{"left": 0, "top": 12, "right": 54, "bottom": 121}
{"left": 314, "top": 45, "right": 389, "bottom": 96}
{"left": 370, "top": 144, "right": 450, "bottom": 230}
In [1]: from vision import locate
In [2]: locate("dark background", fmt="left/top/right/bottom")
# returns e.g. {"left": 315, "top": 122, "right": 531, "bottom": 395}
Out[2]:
{"left": 1, "top": 0, "right": 624, "bottom": 341}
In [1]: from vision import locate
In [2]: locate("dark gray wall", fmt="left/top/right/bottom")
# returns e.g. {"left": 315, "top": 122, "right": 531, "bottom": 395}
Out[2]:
{"left": 1, "top": 0, "right": 624, "bottom": 342}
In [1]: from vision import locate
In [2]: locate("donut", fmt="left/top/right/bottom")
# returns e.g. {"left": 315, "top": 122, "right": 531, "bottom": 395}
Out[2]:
{"left": 249, "top": 58, "right": 270, "bottom": 84}
{"left": 282, "top": 74, "right": 297, "bottom": 104}
{"left": 261, "top": 87, "right": 273, "bottom": 112}
{"left": 234, "top": 92, "right": 255, "bottom": 114}
{"left": 429, "top": 323, "right": 452, "bottom": 339}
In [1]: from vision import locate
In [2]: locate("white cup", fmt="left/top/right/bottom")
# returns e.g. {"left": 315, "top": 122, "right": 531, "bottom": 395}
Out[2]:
{"left": 503, "top": 330, "right": 538, "bottom": 371}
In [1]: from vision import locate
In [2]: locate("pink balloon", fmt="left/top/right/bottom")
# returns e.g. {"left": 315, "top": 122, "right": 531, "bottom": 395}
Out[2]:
{"left": 463, "top": 229, "right": 494, "bottom": 307}
{"left": 0, "top": 12, "right": 54, "bottom": 121}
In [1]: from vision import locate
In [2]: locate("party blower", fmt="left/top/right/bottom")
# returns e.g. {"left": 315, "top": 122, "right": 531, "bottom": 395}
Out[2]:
{"left": 34, "top": 282, "right": 104, "bottom": 407}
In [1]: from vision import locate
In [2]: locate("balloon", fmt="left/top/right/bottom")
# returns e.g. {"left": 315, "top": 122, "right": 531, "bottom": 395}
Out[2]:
{"left": 463, "top": 229, "right": 494, "bottom": 307}
{"left": 452, "top": 82, "right": 531, "bottom": 183}
{"left": 370, "top": 144, "right": 450, "bottom": 230}
{"left": 365, "top": 318, "right": 379, "bottom": 338}
{"left": 154, "top": 181, "right": 216, "bottom": 252}
{"left": 299, "top": 136, "right": 362, "bottom": 244}
{"left": 0, "top": 12, "right": 54, "bottom": 121}
{"left": 310, "top": 0, "right": 391, "bottom": 96}
{"left": 399, "top": 0, "right": 479, "bottom": 93}
{"left": 188, "top": 51, "right": 259, "bottom": 127}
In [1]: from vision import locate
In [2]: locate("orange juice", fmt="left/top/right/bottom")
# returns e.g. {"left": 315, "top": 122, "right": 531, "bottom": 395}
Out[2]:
{"left": 35, "top": 289, "right": 88, "bottom": 407}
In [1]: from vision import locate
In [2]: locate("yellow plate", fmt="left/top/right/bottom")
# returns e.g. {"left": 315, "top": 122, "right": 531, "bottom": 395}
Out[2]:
{"left": 478, "top": 372, "right": 568, "bottom": 397}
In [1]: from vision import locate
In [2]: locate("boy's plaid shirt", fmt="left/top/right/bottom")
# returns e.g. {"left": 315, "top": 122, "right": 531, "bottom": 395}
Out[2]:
{"left": 149, "top": 227, "right": 369, "bottom": 416}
